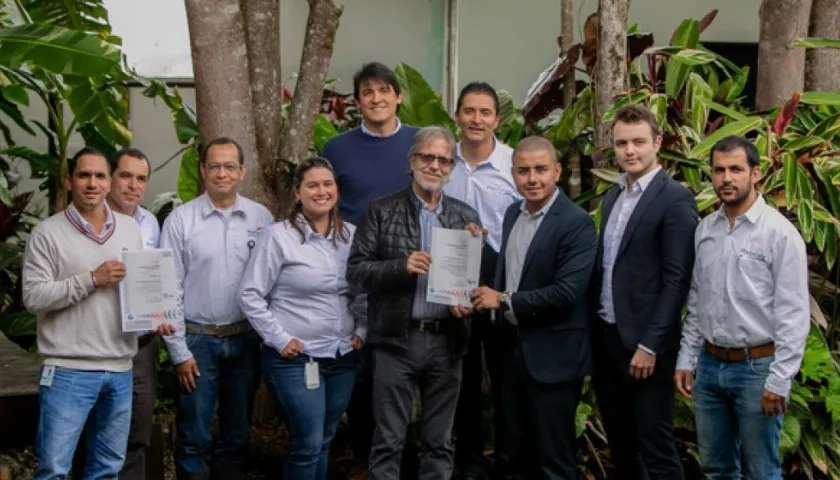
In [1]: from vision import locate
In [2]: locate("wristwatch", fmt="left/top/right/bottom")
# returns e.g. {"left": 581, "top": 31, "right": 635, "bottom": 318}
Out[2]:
{"left": 498, "top": 291, "right": 510, "bottom": 307}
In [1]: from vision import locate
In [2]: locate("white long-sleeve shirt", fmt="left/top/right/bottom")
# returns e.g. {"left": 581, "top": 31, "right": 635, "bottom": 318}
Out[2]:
{"left": 676, "top": 195, "right": 810, "bottom": 397}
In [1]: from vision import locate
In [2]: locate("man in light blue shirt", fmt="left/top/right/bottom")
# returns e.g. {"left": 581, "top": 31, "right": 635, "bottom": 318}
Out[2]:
{"left": 161, "top": 137, "right": 275, "bottom": 479}
{"left": 443, "top": 81, "right": 520, "bottom": 480}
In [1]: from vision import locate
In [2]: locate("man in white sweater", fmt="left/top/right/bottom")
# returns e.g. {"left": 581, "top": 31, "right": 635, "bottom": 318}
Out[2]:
{"left": 22, "top": 148, "right": 173, "bottom": 480}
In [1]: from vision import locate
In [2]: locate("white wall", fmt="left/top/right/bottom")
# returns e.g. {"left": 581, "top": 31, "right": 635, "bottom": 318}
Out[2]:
{"left": 456, "top": 0, "right": 763, "bottom": 103}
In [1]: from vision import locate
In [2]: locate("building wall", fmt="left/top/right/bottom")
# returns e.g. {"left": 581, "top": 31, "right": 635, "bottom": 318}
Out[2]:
{"left": 29, "top": 0, "right": 762, "bottom": 202}
{"left": 456, "top": 0, "right": 763, "bottom": 104}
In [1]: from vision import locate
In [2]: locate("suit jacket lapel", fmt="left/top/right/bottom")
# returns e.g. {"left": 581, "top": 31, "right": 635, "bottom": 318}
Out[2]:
{"left": 520, "top": 191, "right": 566, "bottom": 280}
{"left": 616, "top": 170, "right": 667, "bottom": 259}
{"left": 600, "top": 186, "right": 620, "bottom": 234}
{"left": 495, "top": 203, "right": 519, "bottom": 291}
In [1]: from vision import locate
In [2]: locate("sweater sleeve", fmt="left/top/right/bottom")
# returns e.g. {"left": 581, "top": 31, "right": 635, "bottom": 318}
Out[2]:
{"left": 22, "top": 226, "right": 96, "bottom": 314}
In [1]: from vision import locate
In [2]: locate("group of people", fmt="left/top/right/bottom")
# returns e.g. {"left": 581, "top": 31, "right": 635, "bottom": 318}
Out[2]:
{"left": 21, "top": 60, "right": 810, "bottom": 480}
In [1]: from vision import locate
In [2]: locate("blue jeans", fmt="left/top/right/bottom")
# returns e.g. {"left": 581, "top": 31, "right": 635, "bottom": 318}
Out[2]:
{"left": 34, "top": 366, "right": 133, "bottom": 480}
{"left": 693, "top": 350, "right": 783, "bottom": 479}
{"left": 174, "top": 329, "right": 261, "bottom": 474}
{"left": 262, "top": 347, "right": 359, "bottom": 480}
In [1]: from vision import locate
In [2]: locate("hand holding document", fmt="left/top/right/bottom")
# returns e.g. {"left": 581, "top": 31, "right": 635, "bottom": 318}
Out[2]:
{"left": 426, "top": 227, "right": 483, "bottom": 308}
{"left": 119, "top": 249, "right": 180, "bottom": 332}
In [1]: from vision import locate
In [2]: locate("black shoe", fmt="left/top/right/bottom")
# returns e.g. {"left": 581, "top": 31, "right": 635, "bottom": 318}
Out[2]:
{"left": 175, "top": 468, "right": 209, "bottom": 480}
{"left": 209, "top": 462, "right": 245, "bottom": 480}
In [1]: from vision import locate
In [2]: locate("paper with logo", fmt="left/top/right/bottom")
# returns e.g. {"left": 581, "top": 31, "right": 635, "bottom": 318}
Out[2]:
{"left": 427, "top": 227, "right": 482, "bottom": 308}
{"left": 119, "top": 249, "right": 180, "bottom": 332}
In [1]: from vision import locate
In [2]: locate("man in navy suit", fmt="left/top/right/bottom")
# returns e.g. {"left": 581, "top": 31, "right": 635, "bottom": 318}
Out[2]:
{"left": 589, "top": 104, "right": 698, "bottom": 480}
{"left": 471, "top": 135, "right": 597, "bottom": 479}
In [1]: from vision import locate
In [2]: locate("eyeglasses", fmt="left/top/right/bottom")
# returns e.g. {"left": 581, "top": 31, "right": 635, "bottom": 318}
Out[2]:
{"left": 413, "top": 153, "right": 455, "bottom": 168}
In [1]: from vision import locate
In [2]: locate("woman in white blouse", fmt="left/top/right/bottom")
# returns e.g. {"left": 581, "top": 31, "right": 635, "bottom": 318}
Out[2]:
{"left": 238, "top": 156, "right": 365, "bottom": 479}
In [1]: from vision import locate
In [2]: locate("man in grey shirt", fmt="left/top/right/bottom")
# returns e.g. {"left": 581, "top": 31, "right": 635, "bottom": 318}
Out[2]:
{"left": 675, "top": 135, "right": 810, "bottom": 480}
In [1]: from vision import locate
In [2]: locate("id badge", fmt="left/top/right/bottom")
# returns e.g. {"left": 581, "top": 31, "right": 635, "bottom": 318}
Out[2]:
{"left": 304, "top": 358, "right": 320, "bottom": 390}
{"left": 40, "top": 365, "right": 55, "bottom": 387}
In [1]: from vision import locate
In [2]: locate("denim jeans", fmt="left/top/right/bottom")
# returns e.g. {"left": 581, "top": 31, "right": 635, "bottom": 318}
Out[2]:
{"left": 262, "top": 347, "right": 359, "bottom": 480}
{"left": 693, "top": 350, "right": 783, "bottom": 479}
{"left": 34, "top": 366, "right": 133, "bottom": 480}
{"left": 174, "top": 329, "right": 261, "bottom": 474}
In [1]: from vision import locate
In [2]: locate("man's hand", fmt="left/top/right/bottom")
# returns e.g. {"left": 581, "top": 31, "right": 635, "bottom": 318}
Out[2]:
{"left": 92, "top": 261, "right": 126, "bottom": 288}
{"left": 351, "top": 335, "right": 363, "bottom": 350}
{"left": 629, "top": 349, "right": 656, "bottom": 380}
{"left": 175, "top": 357, "right": 200, "bottom": 393}
{"left": 465, "top": 222, "right": 487, "bottom": 241}
{"left": 674, "top": 369, "right": 694, "bottom": 399}
{"left": 470, "top": 286, "right": 500, "bottom": 311}
{"left": 151, "top": 323, "right": 176, "bottom": 336}
{"left": 450, "top": 305, "right": 473, "bottom": 318}
{"left": 280, "top": 338, "right": 305, "bottom": 359}
{"left": 761, "top": 389, "right": 787, "bottom": 416}
{"left": 406, "top": 252, "right": 432, "bottom": 275}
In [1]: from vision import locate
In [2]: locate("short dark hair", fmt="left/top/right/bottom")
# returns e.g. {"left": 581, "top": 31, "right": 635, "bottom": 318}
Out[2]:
{"left": 200, "top": 137, "right": 244, "bottom": 165}
{"left": 110, "top": 147, "right": 151, "bottom": 176}
{"left": 610, "top": 104, "right": 663, "bottom": 138}
{"left": 353, "top": 62, "right": 401, "bottom": 100}
{"left": 68, "top": 147, "right": 110, "bottom": 176}
{"left": 710, "top": 135, "right": 760, "bottom": 169}
{"left": 456, "top": 81, "right": 500, "bottom": 114}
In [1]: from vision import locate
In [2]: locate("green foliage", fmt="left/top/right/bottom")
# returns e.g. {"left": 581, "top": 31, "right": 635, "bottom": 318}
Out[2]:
{"left": 393, "top": 62, "right": 456, "bottom": 132}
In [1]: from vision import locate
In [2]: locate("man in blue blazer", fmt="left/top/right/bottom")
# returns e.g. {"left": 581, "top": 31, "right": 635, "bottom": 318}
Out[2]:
{"left": 471, "top": 136, "right": 597, "bottom": 479}
{"left": 589, "top": 104, "right": 698, "bottom": 480}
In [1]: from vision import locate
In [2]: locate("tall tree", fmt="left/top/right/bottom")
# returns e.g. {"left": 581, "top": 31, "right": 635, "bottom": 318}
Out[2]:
{"left": 562, "top": 0, "right": 581, "bottom": 198}
{"left": 805, "top": 0, "right": 840, "bottom": 92}
{"left": 756, "top": 0, "right": 813, "bottom": 110}
{"left": 593, "top": 0, "right": 628, "bottom": 162}
{"left": 184, "top": 0, "right": 341, "bottom": 215}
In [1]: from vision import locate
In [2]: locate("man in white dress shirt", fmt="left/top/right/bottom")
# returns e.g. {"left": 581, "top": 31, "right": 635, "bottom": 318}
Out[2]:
{"left": 675, "top": 135, "right": 810, "bottom": 480}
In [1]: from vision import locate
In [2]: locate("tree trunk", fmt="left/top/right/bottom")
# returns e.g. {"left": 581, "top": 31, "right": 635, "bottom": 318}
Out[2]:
{"left": 562, "top": 0, "right": 581, "bottom": 198}
{"left": 593, "top": 0, "right": 628, "bottom": 161}
{"left": 276, "top": 0, "right": 342, "bottom": 212}
{"left": 243, "top": 0, "right": 283, "bottom": 212}
{"left": 756, "top": 0, "right": 813, "bottom": 110}
{"left": 805, "top": 0, "right": 840, "bottom": 92}
{"left": 184, "top": 0, "right": 277, "bottom": 209}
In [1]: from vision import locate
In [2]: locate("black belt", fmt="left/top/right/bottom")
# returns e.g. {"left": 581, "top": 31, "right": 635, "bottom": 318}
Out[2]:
{"left": 185, "top": 320, "right": 251, "bottom": 337}
{"left": 138, "top": 334, "right": 154, "bottom": 349}
{"left": 409, "top": 319, "right": 445, "bottom": 333}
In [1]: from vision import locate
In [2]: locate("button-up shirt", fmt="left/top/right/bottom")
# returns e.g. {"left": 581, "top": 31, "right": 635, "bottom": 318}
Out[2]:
{"left": 238, "top": 217, "right": 366, "bottom": 358}
{"left": 444, "top": 140, "right": 521, "bottom": 251}
{"left": 135, "top": 206, "right": 160, "bottom": 250}
{"left": 160, "top": 193, "right": 275, "bottom": 364}
{"left": 503, "top": 189, "right": 559, "bottom": 324}
{"left": 361, "top": 118, "right": 403, "bottom": 138}
{"left": 676, "top": 195, "right": 810, "bottom": 397}
{"left": 599, "top": 167, "right": 661, "bottom": 353}
{"left": 65, "top": 202, "right": 115, "bottom": 243}
{"left": 411, "top": 192, "right": 451, "bottom": 320}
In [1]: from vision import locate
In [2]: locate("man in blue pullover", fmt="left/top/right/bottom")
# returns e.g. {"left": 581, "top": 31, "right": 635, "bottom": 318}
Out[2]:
{"left": 322, "top": 61, "right": 419, "bottom": 477}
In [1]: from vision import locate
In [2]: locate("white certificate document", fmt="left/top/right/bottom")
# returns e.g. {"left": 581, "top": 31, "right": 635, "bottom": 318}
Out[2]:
{"left": 427, "top": 227, "right": 483, "bottom": 307}
{"left": 119, "top": 249, "right": 179, "bottom": 332}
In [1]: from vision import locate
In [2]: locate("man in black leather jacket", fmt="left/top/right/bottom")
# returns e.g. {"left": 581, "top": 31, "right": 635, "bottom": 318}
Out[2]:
{"left": 347, "top": 126, "right": 483, "bottom": 480}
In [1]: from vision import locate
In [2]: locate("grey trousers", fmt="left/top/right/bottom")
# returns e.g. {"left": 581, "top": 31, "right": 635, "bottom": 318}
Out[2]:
{"left": 122, "top": 337, "right": 158, "bottom": 480}
{"left": 368, "top": 330, "right": 463, "bottom": 480}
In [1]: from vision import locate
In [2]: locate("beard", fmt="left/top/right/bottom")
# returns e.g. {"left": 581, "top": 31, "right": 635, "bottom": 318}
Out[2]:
{"left": 716, "top": 183, "right": 753, "bottom": 207}
{"left": 414, "top": 173, "right": 448, "bottom": 193}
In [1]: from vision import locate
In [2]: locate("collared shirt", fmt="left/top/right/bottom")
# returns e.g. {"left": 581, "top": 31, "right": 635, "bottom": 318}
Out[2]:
{"left": 443, "top": 140, "right": 521, "bottom": 251}
{"left": 411, "top": 192, "right": 451, "bottom": 320}
{"left": 238, "top": 217, "right": 366, "bottom": 358}
{"left": 503, "top": 189, "right": 560, "bottom": 324}
{"left": 676, "top": 195, "right": 810, "bottom": 397}
{"left": 360, "top": 118, "right": 403, "bottom": 138}
{"left": 65, "top": 202, "right": 116, "bottom": 243}
{"left": 599, "top": 166, "right": 661, "bottom": 353}
{"left": 160, "top": 193, "right": 275, "bottom": 364}
{"left": 134, "top": 206, "right": 160, "bottom": 250}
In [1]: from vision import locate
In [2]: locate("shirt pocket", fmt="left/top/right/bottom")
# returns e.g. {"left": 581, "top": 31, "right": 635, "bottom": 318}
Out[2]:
{"left": 735, "top": 249, "right": 774, "bottom": 301}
